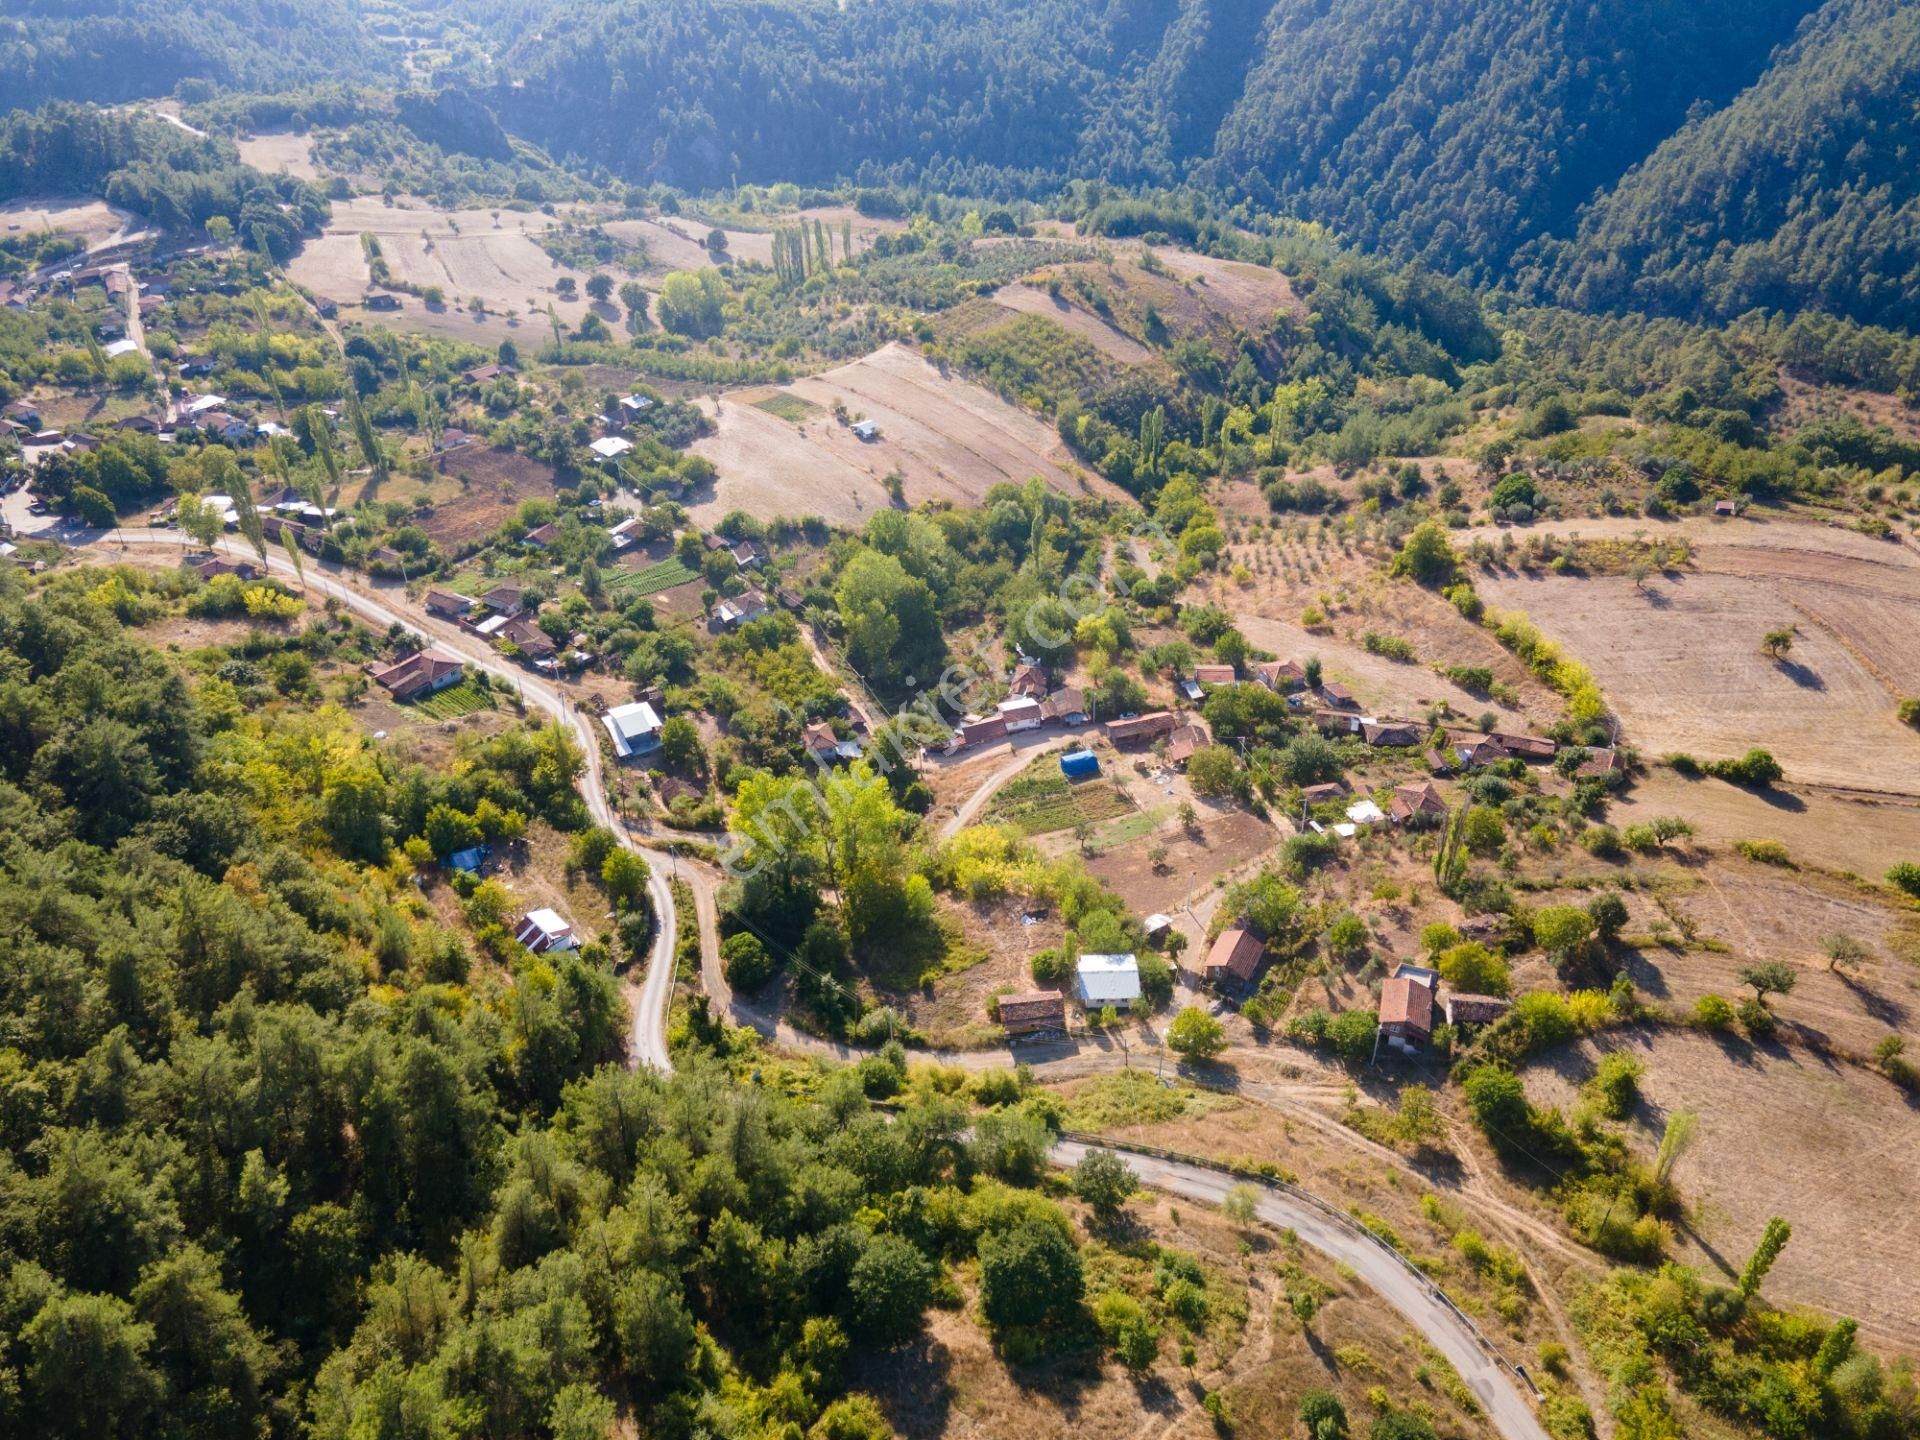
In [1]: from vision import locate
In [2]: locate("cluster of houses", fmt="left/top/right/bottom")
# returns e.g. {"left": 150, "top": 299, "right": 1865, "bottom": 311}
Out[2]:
{"left": 949, "top": 658, "right": 1093, "bottom": 751}
{"left": 422, "top": 580, "right": 588, "bottom": 673}
{"left": 1375, "top": 962, "right": 1510, "bottom": 1061}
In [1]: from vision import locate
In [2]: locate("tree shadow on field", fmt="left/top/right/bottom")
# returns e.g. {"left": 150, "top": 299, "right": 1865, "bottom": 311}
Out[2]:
{"left": 1776, "top": 659, "right": 1825, "bottom": 691}
{"left": 1838, "top": 969, "right": 1909, "bottom": 1028}
{"left": 863, "top": 1332, "right": 957, "bottom": 1436}
{"left": 1754, "top": 786, "right": 1807, "bottom": 813}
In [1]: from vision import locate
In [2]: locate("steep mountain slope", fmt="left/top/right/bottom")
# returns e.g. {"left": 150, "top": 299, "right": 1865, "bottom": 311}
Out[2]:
{"left": 1540, "top": 0, "right": 1920, "bottom": 330}
{"left": 0, "top": 0, "right": 395, "bottom": 106}
{"left": 1200, "top": 0, "right": 1814, "bottom": 276}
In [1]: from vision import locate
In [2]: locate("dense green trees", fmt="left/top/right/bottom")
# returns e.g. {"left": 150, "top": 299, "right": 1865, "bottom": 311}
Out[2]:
{"left": 0, "top": 564, "right": 1140, "bottom": 1438}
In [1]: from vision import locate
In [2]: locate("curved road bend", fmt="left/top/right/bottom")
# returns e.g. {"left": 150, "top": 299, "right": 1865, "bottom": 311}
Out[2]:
{"left": 97, "top": 529, "right": 678, "bottom": 1072}
{"left": 1052, "top": 1140, "right": 1551, "bottom": 1440}
{"left": 94, "top": 532, "right": 1548, "bottom": 1436}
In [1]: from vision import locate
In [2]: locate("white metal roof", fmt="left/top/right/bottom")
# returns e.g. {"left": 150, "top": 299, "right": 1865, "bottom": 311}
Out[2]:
{"left": 603, "top": 701, "right": 663, "bottom": 757}
{"left": 590, "top": 436, "right": 633, "bottom": 458}
{"left": 1074, "top": 952, "right": 1141, "bottom": 1004}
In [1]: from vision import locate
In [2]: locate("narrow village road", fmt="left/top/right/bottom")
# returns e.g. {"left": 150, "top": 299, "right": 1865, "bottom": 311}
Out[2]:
{"left": 94, "top": 528, "right": 680, "bottom": 1073}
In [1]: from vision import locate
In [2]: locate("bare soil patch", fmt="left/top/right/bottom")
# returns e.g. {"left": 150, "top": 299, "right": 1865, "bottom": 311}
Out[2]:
{"left": 989, "top": 284, "right": 1154, "bottom": 364}
{"left": 1080, "top": 806, "right": 1279, "bottom": 916}
{"left": 1477, "top": 543, "right": 1920, "bottom": 792}
{"left": 1147, "top": 245, "right": 1308, "bottom": 326}
{"left": 1525, "top": 1029, "right": 1920, "bottom": 1351}
{"left": 410, "top": 445, "right": 565, "bottom": 548}
{"left": 234, "top": 131, "right": 319, "bottom": 181}
{"left": 0, "top": 197, "right": 135, "bottom": 250}
{"left": 689, "top": 343, "right": 1122, "bottom": 527}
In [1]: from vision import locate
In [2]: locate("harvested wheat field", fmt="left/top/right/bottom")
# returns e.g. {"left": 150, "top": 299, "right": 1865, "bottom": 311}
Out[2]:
{"left": 988, "top": 284, "right": 1154, "bottom": 363}
{"left": 288, "top": 197, "right": 598, "bottom": 335}
{"left": 234, "top": 131, "right": 319, "bottom": 180}
{"left": 1525, "top": 1029, "right": 1920, "bottom": 1352}
{"left": 0, "top": 197, "right": 136, "bottom": 250}
{"left": 689, "top": 343, "right": 1124, "bottom": 527}
{"left": 598, "top": 214, "right": 773, "bottom": 273}
{"left": 1477, "top": 526, "right": 1920, "bottom": 794}
{"left": 1545, "top": 861, "right": 1920, "bottom": 1056}
{"left": 1614, "top": 768, "right": 1920, "bottom": 878}
{"left": 1146, "top": 245, "right": 1308, "bottom": 326}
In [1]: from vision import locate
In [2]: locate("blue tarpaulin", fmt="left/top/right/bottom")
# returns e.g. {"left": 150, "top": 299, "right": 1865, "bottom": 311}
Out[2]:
{"left": 1059, "top": 751, "right": 1100, "bottom": 780}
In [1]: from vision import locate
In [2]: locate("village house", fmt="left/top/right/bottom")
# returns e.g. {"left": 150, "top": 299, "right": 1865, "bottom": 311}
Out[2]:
{"left": 1254, "top": 659, "right": 1307, "bottom": 692}
{"left": 1009, "top": 659, "right": 1048, "bottom": 698}
{"left": 589, "top": 435, "right": 633, "bottom": 461}
{"left": 499, "top": 614, "right": 557, "bottom": 660}
{"left": 1452, "top": 733, "right": 1510, "bottom": 768}
{"left": 851, "top": 419, "right": 879, "bottom": 441}
{"left": 606, "top": 516, "right": 642, "bottom": 550}
{"left": 1041, "top": 686, "right": 1089, "bottom": 725}
{"left": 804, "top": 721, "right": 863, "bottom": 766}
{"left": 1390, "top": 780, "right": 1449, "bottom": 826}
{"left": 424, "top": 588, "right": 472, "bottom": 620}
{"left": 462, "top": 362, "right": 516, "bottom": 385}
{"left": 1203, "top": 927, "right": 1266, "bottom": 987}
{"left": 1300, "top": 781, "right": 1347, "bottom": 806}
{"left": 1442, "top": 993, "right": 1511, "bottom": 1029}
{"left": 1576, "top": 747, "right": 1626, "bottom": 779}
{"left": 193, "top": 555, "right": 257, "bottom": 582}
{"left": 956, "top": 713, "right": 1009, "bottom": 749}
{"left": 1320, "top": 681, "right": 1358, "bottom": 709}
{"left": 1166, "top": 719, "right": 1210, "bottom": 766}
{"left": 995, "top": 694, "right": 1044, "bottom": 733}
{"left": 713, "top": 588, "right": 770, "bottom": 628}
{"left": 1490, "top": 731, "right": 1557, "bottom": 761}
{"left": 1361, "top": 719, "right": 1422, "bottom": 748}
{"left": 524, "top": 521, "right": 560, "bottom": 548}
{"left": 996, "top": 990, "right": 1066, "bottom": 1037}
{"left": 480, "top": 582, "right": 529, "bottom": 617}
{"left": 514, "top": 908, "right": 579, "bottom": 955}
{"left": 1376, "top": 968, "right": 1437, "bottom": 1056}
{"left": 1073, "top": 952, "right": 1141, "bottom": 1009}
{"left": 364, "top": 291, "right": 402, "bottom": 312}
{"left": 729, "top": 540, "right": 762, "bottom": 569}
{"left": 1192, "top": 664, "right": 1237, "bottom": 688}
{"left": 369, "top": 650, "right": 464, "bottom": 702}
{"left": 603, "top": 700, "right": 665, "bottom": 758}
{"left": 1104, "top": 710, "right": 1177, "bottom": 746}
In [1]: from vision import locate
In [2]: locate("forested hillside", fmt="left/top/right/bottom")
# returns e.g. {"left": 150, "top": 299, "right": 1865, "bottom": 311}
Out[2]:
{"left": 0, "top": 562, "right": 1045, "bottom": 1439}
{"left": 1536, "top": 0, "right": 1920, "bottom": 330}
{"left": 0, "top": 0, "right": 394, "bottom": 107}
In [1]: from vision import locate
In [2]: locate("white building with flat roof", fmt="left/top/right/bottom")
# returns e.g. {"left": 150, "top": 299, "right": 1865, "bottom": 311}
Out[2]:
{"left": 1073, "top": 952, "right": 1141, "bottom": 1007}
{"left": 603, "top": 700, "right": 664, "bottom": 757}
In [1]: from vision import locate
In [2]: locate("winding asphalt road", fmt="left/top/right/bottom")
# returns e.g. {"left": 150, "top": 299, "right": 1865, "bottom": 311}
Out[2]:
{"left": 1052, "top": 1140, "right": 1550, "bottom": 1440}
{"left": 81, "top": 530, "right": 1551, "bottom": 1436}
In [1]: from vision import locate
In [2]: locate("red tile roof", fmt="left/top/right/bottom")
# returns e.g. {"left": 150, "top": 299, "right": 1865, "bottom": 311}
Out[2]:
{"left": 1204, "top": 927, "right": 1265, "bottom": 982}
{"left": 1379, "top": 976, "right": 1435, "bottom": 1035}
